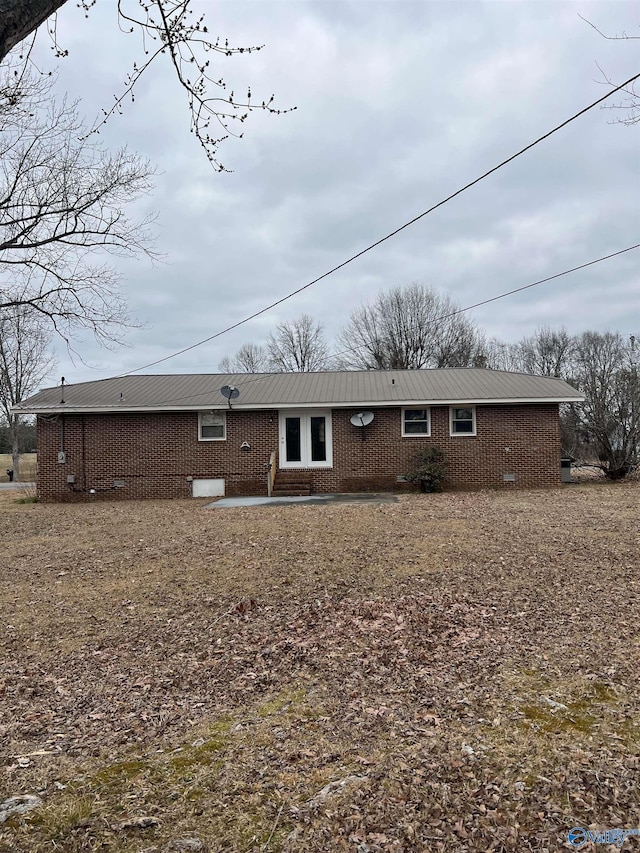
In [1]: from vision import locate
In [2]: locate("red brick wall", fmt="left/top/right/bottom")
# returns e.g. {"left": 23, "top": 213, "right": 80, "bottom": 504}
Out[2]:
{"left": 36, "top": 404, "right": 561, "bottom": 501}
{"left": 37, "top": 410, "right": 279, "bottom": 501}
{"left": 328, "top": 404, "right": 561, "bottom": 493}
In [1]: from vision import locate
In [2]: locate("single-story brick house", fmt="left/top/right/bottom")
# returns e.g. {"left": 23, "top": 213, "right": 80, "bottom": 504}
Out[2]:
{"left": 14, "top": 369, "right": 583, "bottom": 501}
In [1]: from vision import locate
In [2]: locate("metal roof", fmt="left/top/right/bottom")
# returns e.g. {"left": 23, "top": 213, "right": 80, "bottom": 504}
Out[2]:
{"left": 14, "top": 369, "right": 583, "bottom": 414}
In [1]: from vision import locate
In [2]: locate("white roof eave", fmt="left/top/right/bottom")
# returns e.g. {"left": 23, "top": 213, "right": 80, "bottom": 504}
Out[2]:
{"left": 15, "top": 395, "right": 584, "bottom": 415}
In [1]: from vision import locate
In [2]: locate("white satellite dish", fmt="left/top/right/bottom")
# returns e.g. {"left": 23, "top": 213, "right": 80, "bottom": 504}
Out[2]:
{"left": 350, "top": 412, "right": 374, "bottom": 440}
{"left": 350, "top": 411, "right": 374, "bottom": 427}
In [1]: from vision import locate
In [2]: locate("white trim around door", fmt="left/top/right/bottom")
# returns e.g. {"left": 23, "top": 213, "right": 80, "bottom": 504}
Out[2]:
{"left": 279, "top": 410, "right": 333, "bottom": 468}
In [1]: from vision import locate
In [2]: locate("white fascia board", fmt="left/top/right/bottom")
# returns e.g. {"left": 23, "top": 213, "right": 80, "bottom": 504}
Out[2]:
{"left": 17, "top": 405, "right": 221, "bottom": 415}
{"left": 269, "top": 397, "right": 584, "bottom": 407}
{"left": 19, "top": 395, "right": 583, "bottom": 415}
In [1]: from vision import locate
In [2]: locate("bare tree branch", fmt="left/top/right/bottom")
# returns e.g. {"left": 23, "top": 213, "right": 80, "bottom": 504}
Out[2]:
{"left": 580, "top": 14, "right": 640, "bottom": 125}
{"left": 0, "top": 0, "right": 294, "bottom": 170}
{"left": 0, "top": 64, "right": 156, "bottom": 345}
{"left": 578, "top": 14, "right": 640, "bottom": 41}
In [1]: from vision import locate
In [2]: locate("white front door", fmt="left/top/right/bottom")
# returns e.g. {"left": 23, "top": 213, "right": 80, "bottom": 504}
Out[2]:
{"left": 279, "top": 411, "right": 332, "bottom": 468}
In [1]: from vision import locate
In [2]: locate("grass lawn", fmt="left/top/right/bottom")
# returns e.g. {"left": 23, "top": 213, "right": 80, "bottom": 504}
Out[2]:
{"left": 0, "top": 483, "right": 639, "bottom": 852}
{"left": 0, "top": 454, "right": 37, "bottom": 483}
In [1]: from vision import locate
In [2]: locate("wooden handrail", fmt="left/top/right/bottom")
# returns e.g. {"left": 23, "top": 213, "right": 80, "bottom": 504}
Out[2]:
{"left": 267, "top": 450, "right": 277, "bottom": 497}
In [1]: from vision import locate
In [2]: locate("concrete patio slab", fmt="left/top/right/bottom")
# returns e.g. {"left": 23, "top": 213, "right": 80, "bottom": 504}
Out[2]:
{"left": 206, "top": 493, "right": 400, "bottom": 508}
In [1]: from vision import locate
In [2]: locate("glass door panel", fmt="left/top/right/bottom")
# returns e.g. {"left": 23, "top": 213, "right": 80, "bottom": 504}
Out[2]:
{"left": 310, "top": 416, "right": 326, "bottom": 462}
{"left": 285, "top": 417, "right": 302, "bottom": 462}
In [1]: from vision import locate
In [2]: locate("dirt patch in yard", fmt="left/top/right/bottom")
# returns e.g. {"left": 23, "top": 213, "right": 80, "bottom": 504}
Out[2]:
{"left": 1, "top": 483, "right": 639, "bottom": 851}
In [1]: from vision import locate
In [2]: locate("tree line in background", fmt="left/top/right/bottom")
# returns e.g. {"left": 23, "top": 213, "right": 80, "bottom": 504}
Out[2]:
{"left": 0, "top": 420, "right": 36, "bottom": 456}
{"left": 488, "top": 327, "right": 640, "bottom": 480}
{"left": 219, "top": 283, "right": 640, "bottom": 482}
{"left": 219, "top": 285, "right": 485, "bottom": 374}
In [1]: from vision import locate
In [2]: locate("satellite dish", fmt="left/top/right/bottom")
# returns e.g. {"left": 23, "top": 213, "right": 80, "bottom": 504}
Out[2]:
{"left": 220, "top": 385, "right": 240, "bottom": 400}
{"left": 220, "top": 385, "right": 240, "bottom": 407}
{"left": 350, "top": 411, "right": 374, "bottom": 427}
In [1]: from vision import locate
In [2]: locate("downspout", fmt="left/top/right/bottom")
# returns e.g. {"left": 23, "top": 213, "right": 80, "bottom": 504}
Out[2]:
{"left": 81, "top": 415, "right": 86, "bottom": 491}
{"left": 60, "top": 376, "right": 66, "bottom": 467}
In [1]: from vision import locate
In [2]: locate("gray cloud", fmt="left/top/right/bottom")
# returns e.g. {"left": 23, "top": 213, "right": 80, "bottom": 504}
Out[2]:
{"left": 25, "top": 0, "right": 639, "bottom": 383}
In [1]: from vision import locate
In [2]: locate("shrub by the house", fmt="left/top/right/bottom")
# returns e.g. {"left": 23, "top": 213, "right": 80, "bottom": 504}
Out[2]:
{"left": 406, "top": 447, "right": 447, "bottom": 492}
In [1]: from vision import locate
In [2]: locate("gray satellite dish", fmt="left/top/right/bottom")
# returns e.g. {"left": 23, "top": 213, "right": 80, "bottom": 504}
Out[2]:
{"left": 220, "top": 385, "right": 240, "bottom": 400}
{"left": 350, "top": 411, "right": 374, "bottom": 427}
{"left": 220, "top": 385, "right": 240, "bottom": 407}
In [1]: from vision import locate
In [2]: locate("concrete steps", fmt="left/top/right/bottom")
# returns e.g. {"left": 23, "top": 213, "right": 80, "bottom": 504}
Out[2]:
{"left": 272, "top": 471, "right": 313, "bottom": 497}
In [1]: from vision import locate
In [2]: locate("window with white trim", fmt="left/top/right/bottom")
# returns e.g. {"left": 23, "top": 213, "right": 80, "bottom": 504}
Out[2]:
{"left": 450, "top": 406, "right": 476, "bottom": 436}
{"left": 402, "top": 408, "right": 431, "bottom": 436}
{"left": 199, "top": 411, "right": 226, "bottom": 441}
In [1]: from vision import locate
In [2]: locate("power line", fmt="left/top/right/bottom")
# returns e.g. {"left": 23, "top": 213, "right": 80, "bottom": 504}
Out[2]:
{"left": 121, "top": 69, "right": 640, "bottom": 376}
{"left": 400, "top": 245, "right": 640, "bottom": 332}
{"left": 231, "top": 243, "right": 640, "bottom": 390}
{"left": 109, "top": 242, "right": 638, "bottom": 408}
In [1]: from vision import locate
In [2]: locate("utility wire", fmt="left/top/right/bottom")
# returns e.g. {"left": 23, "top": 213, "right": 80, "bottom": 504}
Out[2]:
{"left": 225, "top": 242, "right": 640, "bottom": 392}
{"left": 104, "top": 242, "right": 638, "bottom": 408}
{"left": 121, "top": 69, "right": 640, "bottom": 376}
{"left": 413, "top": 246, "right": 640, "bottom": 330}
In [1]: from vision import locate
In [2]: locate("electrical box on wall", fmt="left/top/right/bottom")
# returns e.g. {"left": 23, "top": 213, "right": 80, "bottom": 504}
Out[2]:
{"left": 57, "top": 451, "right": 66, "bottom": 464}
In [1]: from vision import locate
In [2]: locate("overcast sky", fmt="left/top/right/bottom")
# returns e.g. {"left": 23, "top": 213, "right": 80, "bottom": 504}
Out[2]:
{"left": 28, "top": 0, "right": 640, "bottom": 384}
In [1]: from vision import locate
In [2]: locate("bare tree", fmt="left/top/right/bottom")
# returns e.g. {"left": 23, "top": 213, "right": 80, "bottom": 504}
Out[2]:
{"left": 0, "top": 305, "right": 54, "bottom": 480}
{"left": 0, "top": 64, "right": 155, "bottom": 343}
{"left": 485, "top": 327, "right": 575, "bottom": 378}
{"left": 569, "top": 331, "right": 640, "bottom": 479}
{"left": 471, "top": 325, "right": 639, "bottom": 477}
{"left": 485, "top": 326, "right": 584, "bottom": 465}
{"left": 338, "top": 283, "right": 483, "bottom": 370}
{"left": 518, "top": 326, "right": 575, "bottom": 378}
{"left": 579, "top": 15, "right": 640, "bottom": 126}
{"left": 266, "top": 314, "right": 331, "bottom": 372}
{"left": 483, "top": 338, "right": 524, "bottom": 372}
{"left": 219, "top": 342, "right": 268, "bottom": 373}
{"left": 0, "top": 0, "right": 293, "bottom": 171}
